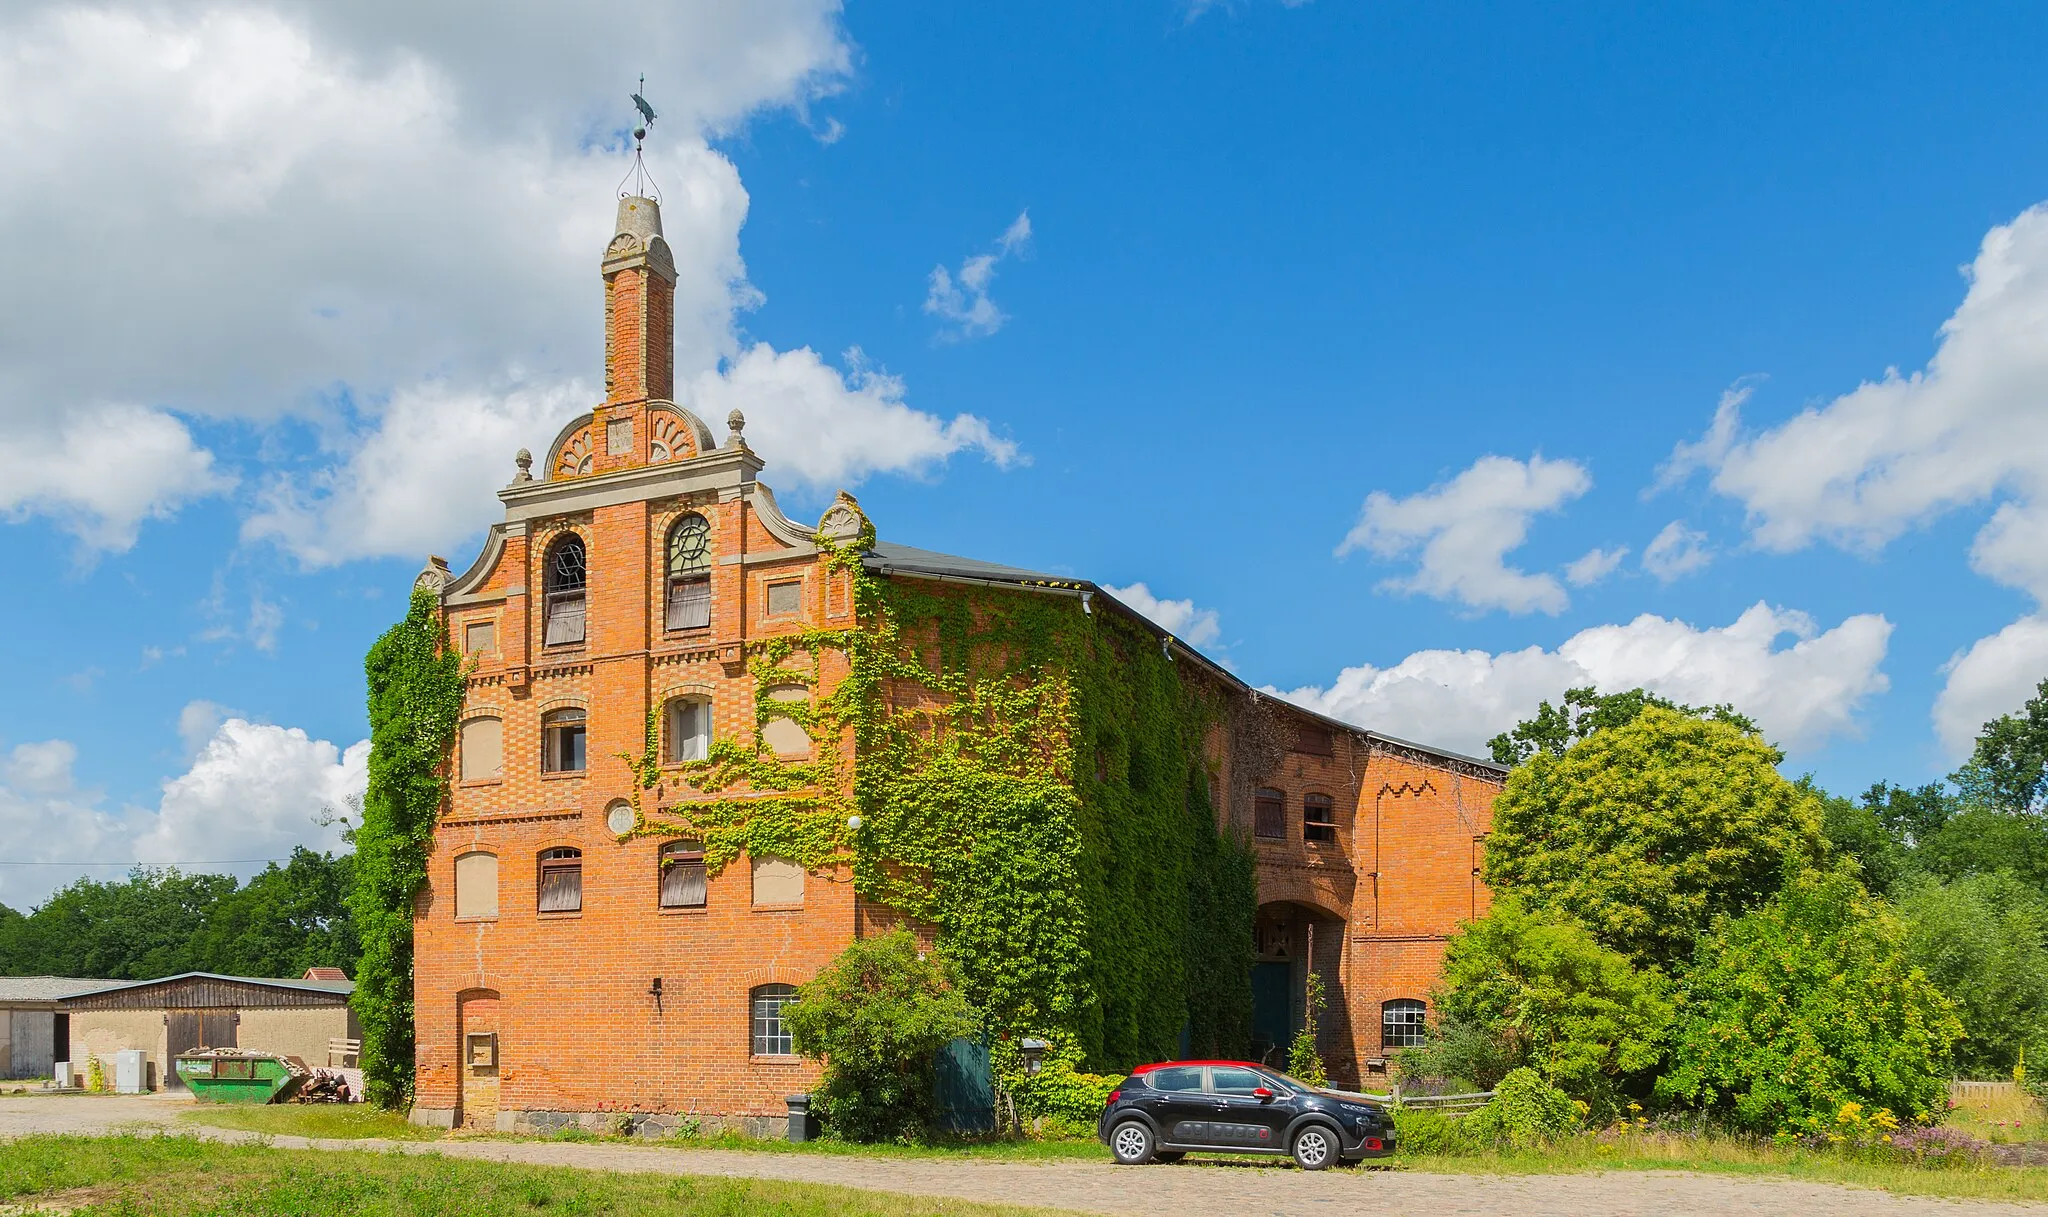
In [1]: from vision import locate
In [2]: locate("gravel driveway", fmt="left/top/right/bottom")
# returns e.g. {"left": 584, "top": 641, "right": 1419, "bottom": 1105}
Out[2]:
{"left": 1, "top": 1094, "right": 2042, "bottom": 1217}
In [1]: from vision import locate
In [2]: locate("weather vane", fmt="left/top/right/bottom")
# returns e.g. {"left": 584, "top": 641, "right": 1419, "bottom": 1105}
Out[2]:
{"left": 620, "top": 76, "right": 662, "bottom": 201}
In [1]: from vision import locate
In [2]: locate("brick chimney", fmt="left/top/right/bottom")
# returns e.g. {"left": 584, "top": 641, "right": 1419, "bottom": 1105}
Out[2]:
{"left": 594, "top": 195, "right": 677, "bottom": 471}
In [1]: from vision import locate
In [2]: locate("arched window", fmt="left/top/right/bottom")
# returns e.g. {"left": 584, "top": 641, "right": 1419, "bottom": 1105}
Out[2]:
{"left": 453, "top": 852, "right": 498, "bottom": 919}
{"left": 750, "top": 983, "right": 797, "bottom": 1055}
{"left": 541, "top": 708, "right": 587, "bottom": 773}
{"left": 459, "top": 717, "right": 503, "bottom": 782}
{"left": 665, "top": 514, "right": 712, "bottom": 631}
{"left": 665, "top": 697, "right": 712, "bottom": 763}
{"left": 543, "top": 534, "right": 587, "bottom": 646}
{"left": 660, "top": 839, "right": 707, "bottom": 909}
{"left": 1382, "top": 998, "right": 1427, "bottom": 1049}
{"left": 1253, "top": 787, "right": 1285, "bottom": 840}
{"left": 537, "top": 847, "right": 583, "bottom": 913}
{"left": 1303, "top": 793, "right": 1336, "bottom": 843}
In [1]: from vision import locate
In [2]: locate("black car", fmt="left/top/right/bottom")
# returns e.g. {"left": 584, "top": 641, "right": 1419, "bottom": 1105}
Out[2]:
{"left": 1096, "top": 1060, "right": 1393, "bottom": 1169}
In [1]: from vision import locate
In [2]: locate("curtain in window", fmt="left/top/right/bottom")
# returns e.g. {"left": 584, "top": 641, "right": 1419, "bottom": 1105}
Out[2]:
{"left": 665, "top": 577, "right": 709, "bottom": 631}
{"left": 666, "top": 700, "right": 710, "bottom": 763}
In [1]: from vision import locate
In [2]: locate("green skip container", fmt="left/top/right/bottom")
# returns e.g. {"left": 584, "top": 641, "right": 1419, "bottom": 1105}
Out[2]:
{"left": 175, "top": 1053, "right": 307, "bottom": 1104}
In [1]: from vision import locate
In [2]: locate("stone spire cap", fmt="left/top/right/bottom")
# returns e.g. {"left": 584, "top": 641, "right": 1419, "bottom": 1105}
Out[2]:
{"left": 615, "top": 196, "right": 663, "bottom": 243}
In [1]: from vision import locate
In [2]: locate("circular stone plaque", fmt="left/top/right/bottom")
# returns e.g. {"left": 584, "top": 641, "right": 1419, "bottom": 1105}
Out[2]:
{"left": 605, "top": 801, "right": 636, "bottom": 836}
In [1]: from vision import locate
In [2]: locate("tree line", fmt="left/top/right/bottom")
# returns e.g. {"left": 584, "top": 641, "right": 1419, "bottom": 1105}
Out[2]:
{"left": 0, "top": 848, "right": 360, "bottom": 981}
{"left": 1392, "top": 676, "right": 2048, "bottom": 1134}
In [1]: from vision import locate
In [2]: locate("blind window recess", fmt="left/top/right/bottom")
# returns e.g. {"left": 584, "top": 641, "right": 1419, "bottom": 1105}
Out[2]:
{"left": 459, "top": 718, "right": 503, "bottom": 781}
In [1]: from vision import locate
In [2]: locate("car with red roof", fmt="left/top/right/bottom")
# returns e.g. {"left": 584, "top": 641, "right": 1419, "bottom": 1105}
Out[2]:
{"left": 1096, "top": 1059, "right": 1393, "bottom": 1169}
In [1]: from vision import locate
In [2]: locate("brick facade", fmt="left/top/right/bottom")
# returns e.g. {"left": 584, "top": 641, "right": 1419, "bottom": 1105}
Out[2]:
{"left": 408, "top": 194, "right": 1500, "bottom": 1131}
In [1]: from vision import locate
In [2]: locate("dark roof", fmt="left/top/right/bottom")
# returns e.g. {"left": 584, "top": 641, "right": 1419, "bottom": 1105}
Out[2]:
{"left": 861, "top": 542, "right": 1506, "bottom": 776}
{"left": 58, "top": 971, "right": 355, "bottom": 1003}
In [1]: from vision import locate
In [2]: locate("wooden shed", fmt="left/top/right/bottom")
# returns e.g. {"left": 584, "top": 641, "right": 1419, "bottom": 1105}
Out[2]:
{"left": 0, "top": 977, "right": 121, "bottom": 1080}
{"left": 62, "top": 972, "right": 356, "bottom": 1091}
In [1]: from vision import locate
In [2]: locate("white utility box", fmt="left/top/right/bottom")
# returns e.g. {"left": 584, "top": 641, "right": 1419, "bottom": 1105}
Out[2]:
{"left": 114, "top": 1050, "right": 147, "bottom": 1094}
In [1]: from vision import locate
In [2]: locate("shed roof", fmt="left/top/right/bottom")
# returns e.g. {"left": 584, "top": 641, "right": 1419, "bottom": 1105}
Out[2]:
{"left": 0, "top": 976, "right": 125, "bottom": 1004}
{"left": 862, "top": 541, "right": 1507, "bottom": 776}
{"left": 59, "top": 971, "right": 355, "bottom": 1006}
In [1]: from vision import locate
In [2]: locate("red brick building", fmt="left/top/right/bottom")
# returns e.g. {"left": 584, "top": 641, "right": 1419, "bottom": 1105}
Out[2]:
{"left": 408, "top": 192, "right": 1503, "bottom": 1133}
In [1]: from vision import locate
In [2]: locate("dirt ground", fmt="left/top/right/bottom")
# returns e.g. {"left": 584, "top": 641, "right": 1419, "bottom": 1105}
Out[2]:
{"left": 1, "top": 1094, "right": 2044, "bottom": 1217}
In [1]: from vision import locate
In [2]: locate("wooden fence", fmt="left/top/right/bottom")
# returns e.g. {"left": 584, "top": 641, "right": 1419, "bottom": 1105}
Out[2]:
{"left": 1340, "top": 1084, "right": 1495, "bottom": 1113}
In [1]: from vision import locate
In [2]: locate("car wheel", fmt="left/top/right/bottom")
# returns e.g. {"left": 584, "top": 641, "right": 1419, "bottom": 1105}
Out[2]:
{"left": 1109, "top": 1120, "right": 1156, "bottom": 1165}
{"left": 1291, "top": 1124, "right": 1336, "bottom": 1170}
{"left": 1153, "top": 1151, "right": 1185, "bottom": 1164}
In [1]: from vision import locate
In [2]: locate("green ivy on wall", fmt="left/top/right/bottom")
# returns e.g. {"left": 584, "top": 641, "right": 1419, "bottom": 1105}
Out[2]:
{"left": 350, "top": 586, "right": 466, "bottom": 1109}
{"left": 630, "top": 529, "right": 1258, "bottom": 1071}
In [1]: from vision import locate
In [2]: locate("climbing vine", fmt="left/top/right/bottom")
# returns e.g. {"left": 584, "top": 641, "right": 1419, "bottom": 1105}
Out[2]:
{"left": 350, "top": 586, "right": 466, "bottom": 1109}
{"left": 626, "top": 523, "right": 1256, "bottom": 1071}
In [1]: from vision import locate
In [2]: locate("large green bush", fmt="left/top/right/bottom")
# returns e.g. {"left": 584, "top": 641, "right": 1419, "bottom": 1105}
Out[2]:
{"left": 1432, "top": 897, "right": 1670, "bottom": 1111}
{"left": 1484, "top": 707, "right": 1827, "bottom": 968}
{"left": 1896, "top": 873, "right": 2048, "bottom": 1076}
{"left": 1465, "top": 1067, "right": 1580, "bottom": 1148}
{"left": 1657, "top": 866, "right": 1963, "bottom": 1133}
{"left": 784, "top": 931, "right": 980, "bottom": 1142}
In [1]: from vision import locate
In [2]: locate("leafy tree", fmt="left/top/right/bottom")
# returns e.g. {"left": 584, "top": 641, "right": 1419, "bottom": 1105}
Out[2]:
{"left": 1959, "top": 675, "right": 2048, "bottom": 817}
{"left": 784, "top": 931, "right": 980, "bottom": 1142}
{"left": 1488, "top": 686, "right": 1759, "bottom": 768}
{"left": 1895, "top": 873, "right": 2048, "bottom": 1076}
{"left": 191, "top": 849, "right": 360, "bottom": 978}
{"left": 1658, "top": 866, "right": 1963, "bottom": 1133}
{"left": 1861, "top": 781, "right": 1958, "bottom": 846}
{"left": 0, "top": 868, "right": 236, "bottom": 979}
{"left": 1431, "top": 897, "right": 1669, "bottom": 1110}
{"left": 1484, "top": 708, "right": 1826, "bottom": 968}
{"left": 1806, "top": 777, "right": 1909, "bottom": 896}
{"left": 1915, "top": 807, "right": 2048, "bottom": 889}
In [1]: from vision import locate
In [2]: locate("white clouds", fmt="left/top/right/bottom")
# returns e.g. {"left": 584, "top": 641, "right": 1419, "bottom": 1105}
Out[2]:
{"left": 925, "top": 211, "right": 1033, "bottom": 340}
{"left": 1641, "top": 521, "right": 1714, "bottom": 583}
{"left": 1338, "top": 455, "right": 1591, "bottom": 615}
{"left": 0, "top": 717, "right": 365, "bottom": 910}
{"left": 1932, "top": 615, "right": 2048, "bottom": 761}
{"left": 686, "top": 344, "right": 1019, "bottom": 488}
{"left": 245, "top": 380, "right": 593, "bottom": 566}
{"left": 1564, "top": 546, "right": 1628, "bottom": 587}
{"left": 1668, "top": 205, "right": 2048, "bottom": 601}
{"left": 0, "top": 1, "right": 856, "bottom": 551}
{"left": 0, "top": 406, "right": 232, "bottom": 551}
{"left": 1104, "top": 583, "right": 1223, "bottom": 648}
{"left": 1278, "top": 602, "right": 1892, "bottom": 758}
{"left": 134, "top": 718, "right": 366, "bottom": 868}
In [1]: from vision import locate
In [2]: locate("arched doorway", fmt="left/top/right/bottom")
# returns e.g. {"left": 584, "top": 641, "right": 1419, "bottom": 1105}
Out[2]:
{"left": 456, "top": 989, "right": 501, "bottom": 1130}
{"left": 1249, "top": 901, "right": 1346, "bottom": 1072}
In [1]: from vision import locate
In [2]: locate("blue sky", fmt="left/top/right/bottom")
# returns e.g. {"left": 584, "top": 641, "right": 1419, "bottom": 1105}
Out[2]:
{"left": 4, "top": 0, "right": 2047, "bottom": 907}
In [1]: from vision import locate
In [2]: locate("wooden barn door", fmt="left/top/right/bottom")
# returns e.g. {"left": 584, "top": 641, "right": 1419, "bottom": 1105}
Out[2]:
{"left": 165, "top": 1010, "right": 237, "bottom": 1089}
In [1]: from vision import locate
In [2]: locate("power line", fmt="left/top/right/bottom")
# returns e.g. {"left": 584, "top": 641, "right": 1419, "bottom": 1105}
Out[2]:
{"left": 0, "top": 858, "right": 298, "bottom": 867}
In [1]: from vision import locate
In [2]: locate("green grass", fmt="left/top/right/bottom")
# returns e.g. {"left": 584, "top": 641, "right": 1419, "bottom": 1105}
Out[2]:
{"left": 0, "top": 1134, "right": 1067, "bottom": 1216}
{"left": 1390, "top": 1130, "right": 2048, "bottom": 1204}
{"left": 178, "top": 1104, "right": 443, "bottom": 1142}
{"left": 1945, "top": 1088, "right": 2048, "bottom": 1144}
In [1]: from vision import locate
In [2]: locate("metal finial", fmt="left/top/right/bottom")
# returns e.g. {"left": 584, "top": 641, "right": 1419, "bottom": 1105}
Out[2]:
{"left": 514, "top": 448, "right": 533, "bottom": 482}
{"left": 618, "top": 77, "right": 663, "bottom": 202}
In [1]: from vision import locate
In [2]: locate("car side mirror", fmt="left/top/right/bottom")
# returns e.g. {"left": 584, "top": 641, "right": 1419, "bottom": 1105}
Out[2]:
{"left": 1253, "top": 1086, "right": 1274, "bottom": 1102}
